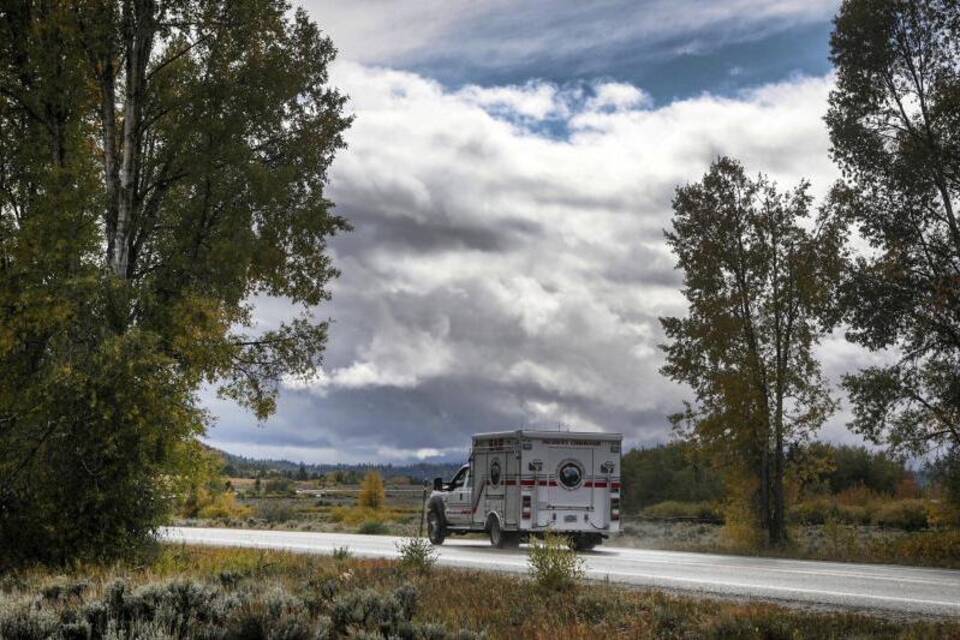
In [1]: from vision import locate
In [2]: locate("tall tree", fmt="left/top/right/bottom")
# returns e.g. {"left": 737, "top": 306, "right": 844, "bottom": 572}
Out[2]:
{"left": 827, "top": 0, "right": 960, "bottom": 457}
{"left": 660, "top": 157, "right": 844, "bottom": 545}
{"left": 0, "top": 0, "right": 350, "bottom": 565}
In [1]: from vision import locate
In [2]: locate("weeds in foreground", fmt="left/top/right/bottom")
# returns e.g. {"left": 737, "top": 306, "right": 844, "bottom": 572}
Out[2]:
{"left": 2, "top": 545, "right": 958, "bottom": 640}
{"left": 527, "top": 532, "right": 584, "bottom": 592}
{"left": 396, "top": 537, "right": 438, "bottom": 575}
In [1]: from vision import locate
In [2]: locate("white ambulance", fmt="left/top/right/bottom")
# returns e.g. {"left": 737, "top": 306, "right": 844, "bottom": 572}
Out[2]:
{"left": 426, "top": 430, "right": 622, "bottom": 550}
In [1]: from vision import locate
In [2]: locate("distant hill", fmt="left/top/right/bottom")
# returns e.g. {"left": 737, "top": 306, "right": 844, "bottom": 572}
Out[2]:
{"left": 211, "top": 447, "right": 462, "bottom": 483}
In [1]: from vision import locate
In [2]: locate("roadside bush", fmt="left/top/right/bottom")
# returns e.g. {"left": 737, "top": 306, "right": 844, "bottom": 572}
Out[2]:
{"left": 873, "top": 500, "right": 929, "bottom": 531}
{"left": 396, "top": 538, "right": 438, "bottom": 575}
{"left": 255, "top": 500, "right": 296, "bottom": 524}
{"left": 790, "top": 498, "right": 839, "bottom": 525}
{"left": 874, "top": 529, "right": 960, "bottom": 567}
{"left": 0, "top": 599, "right": 60, "bottom": 639}
{"left": 357, "top": 521, "right": 390, "bottom": 535}
{"left": 527, "top": 533, "right": 584, "bottom": 592}
{"left": 264, "top": 478, "right": 295, "bottom": 496}
{"left": 330, "top": 587, "right": 407, "bottom": 636}
{"left": 791, "top": 497, "right": 879, "bottom": 526}
{"left": 198, "top": 492, "right": 252, "bottom": 520}
{"left": 641, "top": 500, "right": 722, "bottom": 522}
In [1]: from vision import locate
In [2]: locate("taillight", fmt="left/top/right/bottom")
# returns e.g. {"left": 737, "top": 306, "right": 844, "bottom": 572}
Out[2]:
{"left": 610, "top": 496, "right": 620, "bottom": 521}
{"left": 522, "top": 494, "right": 532, "bottom": 519}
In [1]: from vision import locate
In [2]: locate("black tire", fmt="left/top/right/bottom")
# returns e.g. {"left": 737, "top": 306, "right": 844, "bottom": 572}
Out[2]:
{"left": 488, "top": 515, "right": 505, "bottom": 548}
{"left": 502, "top": 531, "right": 520, "bottom": 548}
{"left": 570, "top": 534, "right": 598, "bottom": 552}
{"left": 427, "top": 507, "right": 445, "bottom": 545}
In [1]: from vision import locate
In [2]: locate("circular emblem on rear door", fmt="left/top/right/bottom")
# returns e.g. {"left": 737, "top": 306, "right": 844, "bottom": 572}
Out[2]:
{"left": 558, "top": 461, "right": 583, "bottom": 490}
{"left": 490, "top": 460, "right": 502, "bottom": 485}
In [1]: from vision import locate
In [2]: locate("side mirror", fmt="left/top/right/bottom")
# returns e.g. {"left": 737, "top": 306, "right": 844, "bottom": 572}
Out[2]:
{"left": 433, "top": 477, "right": 443, "bottom": 491}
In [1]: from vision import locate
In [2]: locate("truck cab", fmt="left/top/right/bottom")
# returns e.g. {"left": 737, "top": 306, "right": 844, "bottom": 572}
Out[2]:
{"left": 426, "top": 429, "right": 622, "bottom": 550}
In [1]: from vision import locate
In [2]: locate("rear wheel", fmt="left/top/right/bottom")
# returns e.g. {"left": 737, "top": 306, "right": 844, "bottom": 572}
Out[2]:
{"left": 502, "top": 532, "right": 520, "bottom": 548}
{"left": 570, "top": 534, "right": 599, "bottom": 551}
{"left": 488, "top": 516, "right": 506, "bottom": 548}
{"left": 427, "top": 508, "right": 445, "bottom": 545}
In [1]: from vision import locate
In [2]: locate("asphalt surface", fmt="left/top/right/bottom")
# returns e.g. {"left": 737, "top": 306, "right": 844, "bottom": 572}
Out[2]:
{"left": 161, "top": 526, "right": 960, "bottom": 617}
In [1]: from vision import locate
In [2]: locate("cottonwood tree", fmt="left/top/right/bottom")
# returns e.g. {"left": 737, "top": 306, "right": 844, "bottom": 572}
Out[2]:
{"left": 827, "top": 0, "right": 960, "bottom": 458}
{"left": 660, "top": 157, "right": 845, "bottom": 545}
{"left": 0, "top": 1, "right": 350, "bottom": 564}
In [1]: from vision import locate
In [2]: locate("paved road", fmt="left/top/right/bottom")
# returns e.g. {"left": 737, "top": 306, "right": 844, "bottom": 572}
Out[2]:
{"left": 161, "top": 527, "right": 960, "bottom": 617}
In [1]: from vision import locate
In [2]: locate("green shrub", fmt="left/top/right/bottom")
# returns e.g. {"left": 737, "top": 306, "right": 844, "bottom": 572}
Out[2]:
{"left": 396, "top": 538, "right": 438, "bottom": 575}
{"left": 790, "top": 498, "right": 837, "bottom": 525}
{"left": 527, "top": 533, "right": 585, "bottom": 592}
{"left": 790, "top": 499, "right": 875, "bottom": 526}
{"left": 40, "top": 577, "right": 91, "bottom": 602}
{"left": 331, "top": 587, "right": 408, "bottom": 636}
{"left": 357, "top": 521, "right": 389, "bottom": 535}
{"left": 873, "top": 500, "right": 929, "bottom": 531}
{"left": 255, "top": 500, "right": 296, "bottom": 524}
{"left": 0, "top": 599, "right": 60, "bottom": 640}
{"left": 264, "top": 478, "right": 295, "bottom": 496}
{"left": 332, "top": 546, "right": 352, "bottom": 563}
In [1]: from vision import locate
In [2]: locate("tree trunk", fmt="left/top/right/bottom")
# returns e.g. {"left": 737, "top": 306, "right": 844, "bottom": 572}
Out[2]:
{"left": 108, "top": 0, "right": 155, "bottom": 279}
{"left": 759, "top": 433, "right": 771, "bottom": 546}
{"left": 771, "top": 406, "right": 786, "bottom": 545}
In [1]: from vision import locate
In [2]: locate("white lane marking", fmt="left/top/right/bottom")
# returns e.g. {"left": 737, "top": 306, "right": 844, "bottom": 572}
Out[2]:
{"left": 604, "top": 546, "right": 960, "bottom": 582}
{"left": 588, "top": 568, "right": 960, "bottom": 610}
{"left": 587, "top": 551, "right": 960, "bottom": 587}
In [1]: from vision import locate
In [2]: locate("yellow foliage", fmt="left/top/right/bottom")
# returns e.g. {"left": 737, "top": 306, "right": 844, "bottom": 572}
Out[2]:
{"left": 197, "top": 491, "right": 251, "bottom": 519}
{"left": 358, "top": 471, "right": 386, "bottom": 510}
{"left": 719, "top": 473, "right": 765, "bottom": 551}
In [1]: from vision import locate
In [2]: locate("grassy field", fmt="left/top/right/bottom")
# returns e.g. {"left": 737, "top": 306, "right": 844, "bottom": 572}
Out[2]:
{"left": 179, "top": 479, "right": 429, "bottom": 536}
{"left": 2, "top": 545, "right": 959, "bottom": 640}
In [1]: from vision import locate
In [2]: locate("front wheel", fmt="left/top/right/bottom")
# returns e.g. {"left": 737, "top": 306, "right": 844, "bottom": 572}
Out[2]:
{"left": 427, "top": 508, "right": 445, "bottom": 545}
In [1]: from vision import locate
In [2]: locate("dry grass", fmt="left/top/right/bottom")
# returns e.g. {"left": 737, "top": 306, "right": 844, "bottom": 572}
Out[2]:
{"left": 2, "top": 546, "right": 959, "bottom": 640}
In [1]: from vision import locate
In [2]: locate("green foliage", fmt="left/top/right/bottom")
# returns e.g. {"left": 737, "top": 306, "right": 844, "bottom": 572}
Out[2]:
{"left": 330, "top": 586, "right": 416, "bottom": 637}
{"left": 357, "top": 521, "right": 390, "bottom": 536}
{"left": 0, "top": 1, "right": 350, "bottom": 566}
{"left": 822, "top": 445, "right": 906, "bottom": 495}
{"left": 264, "top": 478, "right": 296, "bottom": 496}
{"left": 254, "top": 500, "right": 296, "bottom": 525}
{"left": 827, "top": 0, "right": 960, "bottom": 457}
{"left": 527, "top": 532, "right": 585, "bottom": 592}
{"left": 620, "top": 443, "right": 724, "bottom": 512}
{"left": 873, "top": 499, "right": 930, "bottom": 532}
{"left": 358, "top": 472, "right": 386, "bottom": 510}
{"left": 395, "top": 537, "right": 439, "bottom": 576}
{"left": 660, "top": 156, "right": 845, "bottom": 545}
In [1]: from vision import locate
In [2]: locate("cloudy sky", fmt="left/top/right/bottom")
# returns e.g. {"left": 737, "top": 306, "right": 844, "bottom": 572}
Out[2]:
{"left": 203, "top": 0, "right": 879, "bottom": 464}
